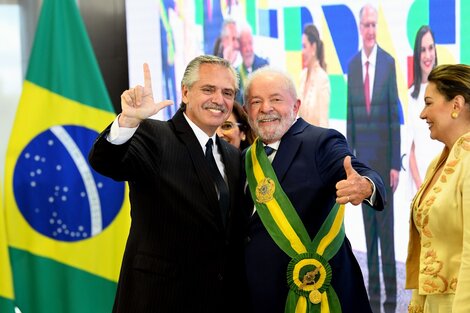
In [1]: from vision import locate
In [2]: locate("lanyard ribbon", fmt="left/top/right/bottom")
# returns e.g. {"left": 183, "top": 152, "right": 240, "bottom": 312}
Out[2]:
{"left": 245, "top": 139, "right": 345, "bottom": 313}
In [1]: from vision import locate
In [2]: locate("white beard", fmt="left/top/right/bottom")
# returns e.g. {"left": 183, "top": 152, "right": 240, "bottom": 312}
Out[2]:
{"left": 251, "top": 109, "right": 296, "bottom": 143}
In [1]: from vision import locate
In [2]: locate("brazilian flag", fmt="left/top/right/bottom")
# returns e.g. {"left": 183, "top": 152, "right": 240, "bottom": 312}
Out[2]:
{"left": 3, "top": 0, "right": 130, "bottom": 312}
{"left": 0, "top": 182, "right": 15, "bottom": 313}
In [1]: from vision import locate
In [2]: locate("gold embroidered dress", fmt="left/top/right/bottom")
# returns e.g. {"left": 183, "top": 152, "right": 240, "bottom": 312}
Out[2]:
{"left": 406, "top": 132, "right": 470, "bottom": 313}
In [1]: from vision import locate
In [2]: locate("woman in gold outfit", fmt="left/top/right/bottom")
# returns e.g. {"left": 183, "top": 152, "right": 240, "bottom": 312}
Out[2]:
{"left": 406, "top": 64, "right": 470, "bottom": 313}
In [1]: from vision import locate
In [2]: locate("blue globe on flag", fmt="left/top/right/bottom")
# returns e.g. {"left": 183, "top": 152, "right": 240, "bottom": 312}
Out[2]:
{"left": 13, "top": 125, "right": 125, "bottom": 242}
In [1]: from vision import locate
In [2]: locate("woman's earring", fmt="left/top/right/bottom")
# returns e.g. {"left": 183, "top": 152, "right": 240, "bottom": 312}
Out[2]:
{"left": 451, "top": 111, "right": 459, "bottom": 119}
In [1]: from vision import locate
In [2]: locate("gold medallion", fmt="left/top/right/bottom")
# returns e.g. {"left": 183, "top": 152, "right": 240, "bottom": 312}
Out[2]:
{"left": 256, "top": 177, "right": 275, "bottom": 203}
{"left": 309, "top": 289, "right": 322, "bottom": 304}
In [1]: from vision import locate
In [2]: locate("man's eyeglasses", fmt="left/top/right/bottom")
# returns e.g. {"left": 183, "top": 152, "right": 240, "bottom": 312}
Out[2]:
{"left": 220, "top": 121, "right": 242, "bottom": 131}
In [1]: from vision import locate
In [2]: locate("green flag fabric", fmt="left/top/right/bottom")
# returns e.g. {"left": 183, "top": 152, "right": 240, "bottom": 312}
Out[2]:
{"left": 3, "top": 0, "right": 130, "bottom": 312}
{"left": 0, "top": 182, "right": 15, "bottom": 312}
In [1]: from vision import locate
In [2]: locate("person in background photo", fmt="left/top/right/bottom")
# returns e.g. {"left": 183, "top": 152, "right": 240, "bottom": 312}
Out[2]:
{"left": 406, "top": 63, "right": 470, "bottom": 313}
{"left": 217, "top": 101, "right": 255, "bottom": 150}
{"left": 299, "top": 23, "right": 330, "bottom": 127}
{"left": 236, "top": 23, "right": 269, "bottom": 103}
{"left": 346, "top": 4, "right": 400, "bottom": 313}
{"left": 88, "top": 55, "right": 248, "bottom": 313}
{"left": 243, "top": 66, "right": 386, "bottom": 313}
{"left": 407, "top": 25, "right": 443, "bottom": 195}
{"left": 213, "top": 18, "right": 240, "bottom": 66}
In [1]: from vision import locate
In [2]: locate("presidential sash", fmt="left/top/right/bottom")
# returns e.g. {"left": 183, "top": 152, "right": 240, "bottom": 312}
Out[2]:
{"left": 245, "top": 138, "right": 345, "bottom": 313}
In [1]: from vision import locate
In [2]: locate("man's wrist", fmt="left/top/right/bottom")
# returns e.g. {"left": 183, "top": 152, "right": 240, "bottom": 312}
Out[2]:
{"left": 118, "top": 113, "right": 141, "bottom": 128}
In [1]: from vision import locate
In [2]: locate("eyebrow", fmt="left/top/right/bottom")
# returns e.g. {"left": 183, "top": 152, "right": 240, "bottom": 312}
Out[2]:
{"left": 200, "top": 84, "right": 234, "bottom": 91}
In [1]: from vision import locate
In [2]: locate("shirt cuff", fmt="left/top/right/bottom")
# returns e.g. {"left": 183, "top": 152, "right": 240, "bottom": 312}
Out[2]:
{"left": 363, "top": 176, "right": 376, "bottom": 206}
{"left": 107, "top": 114, "right": 139, "bottom": 145}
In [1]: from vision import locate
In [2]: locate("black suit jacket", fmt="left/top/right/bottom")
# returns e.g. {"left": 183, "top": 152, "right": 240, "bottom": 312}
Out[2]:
{"left": 89, "top": 109, "right": 247, "bottom": 313}
{"left": 346, "top": 46, "right": 401, "bottom": 180}
{"left": 244, "top": 119, "right": 385, "bottom": 313}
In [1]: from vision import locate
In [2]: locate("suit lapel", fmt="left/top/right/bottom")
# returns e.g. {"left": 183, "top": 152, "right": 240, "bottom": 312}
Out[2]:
{"left": 171, "top": 110, "right": 223, "bottom": 227}
{"left": 353, "top": 56, "right": 368, "bottom": 115}
{"left": 371, "top": 46, "right": 385, "bottom": 114}
{"left": 272, "top": 119, "right": 306, "bottom": 183}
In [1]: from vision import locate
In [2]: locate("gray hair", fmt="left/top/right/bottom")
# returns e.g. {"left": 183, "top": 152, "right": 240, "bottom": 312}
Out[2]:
{"left": 243, "top": 66, "right": 298, "bottom": 105}
{"left": 180, "top": 55, "right": 239, "bottom": 110}
{"left": 221, "top": 18, "right": 238, "bottom": 37}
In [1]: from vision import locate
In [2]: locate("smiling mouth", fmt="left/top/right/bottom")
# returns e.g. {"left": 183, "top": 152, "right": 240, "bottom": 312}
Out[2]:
{"left": 259, "top": 118, "right": 279, "bottom": 123}
{"left": 204, "top": 104, "right": 227, "bottom": 114}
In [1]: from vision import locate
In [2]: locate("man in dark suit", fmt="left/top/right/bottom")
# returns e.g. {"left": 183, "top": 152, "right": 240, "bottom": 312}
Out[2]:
{"left": 236, "top": 24, "right": 269, "bottom": 103}
{"left": 88, "top": 55, "right": 247, "bottom": 313}
{"left": 346, "top": 4, "right": 400, "bottom": 313}
{"left": 243, "top": 66, "right": 386, "bottom": 313}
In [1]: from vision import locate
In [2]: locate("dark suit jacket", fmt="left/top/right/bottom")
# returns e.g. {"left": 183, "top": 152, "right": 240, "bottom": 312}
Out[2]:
{"left": 244, "top": 118, "right": 385, "bottom": 313}
{"left": 89, "top": 109, "right": 247, "bottom": 313}
{"left": 346, "top": 46, "right": 401, "bottom": 180}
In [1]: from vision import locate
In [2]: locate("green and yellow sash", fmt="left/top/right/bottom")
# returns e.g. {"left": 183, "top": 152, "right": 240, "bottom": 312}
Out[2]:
{"left": 245, "top": 138, "right": 345, "bottom": 313}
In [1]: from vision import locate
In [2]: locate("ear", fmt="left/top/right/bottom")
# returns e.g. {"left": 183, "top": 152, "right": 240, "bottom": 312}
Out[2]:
{"left": 182, "top": 85, "right": 190, "bottom": 105}
{"left": 312, "top": 42, "right": 317, "bottom": 55}
{"left": 453, "top": 95, "right": 465, "bottom": 113}
{"left": 293, "top": 98, "right": 301, "bottom": 115}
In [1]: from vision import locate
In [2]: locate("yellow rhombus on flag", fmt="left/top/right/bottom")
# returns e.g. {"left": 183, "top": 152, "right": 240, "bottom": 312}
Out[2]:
{"left": 3, "top": 0, "right": 130, "bottom": 312}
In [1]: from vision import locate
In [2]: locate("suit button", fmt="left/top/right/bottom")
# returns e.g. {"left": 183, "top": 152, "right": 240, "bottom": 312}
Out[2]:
{"left": 218, "top": 273, "right": 224, "bottom": 281}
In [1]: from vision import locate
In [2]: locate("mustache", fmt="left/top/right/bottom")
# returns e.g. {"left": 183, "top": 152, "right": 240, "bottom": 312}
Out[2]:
{"left": 257, "top": 113, "right": 281, "bottom": 122}
{"left": 202, "top": 103, "right": 227, "bottom": 113}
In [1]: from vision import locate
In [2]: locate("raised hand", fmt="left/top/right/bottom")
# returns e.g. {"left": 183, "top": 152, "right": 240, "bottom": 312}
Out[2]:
{"left": 335, "top": 156, "right": 373, "bottom": 205}
{"left": 119, "top": 63, "right": 173, "bottom": 127}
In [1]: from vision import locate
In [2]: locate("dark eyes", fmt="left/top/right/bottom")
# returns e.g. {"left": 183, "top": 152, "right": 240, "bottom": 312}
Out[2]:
{"left": 201, "top": 87, "right": 234, "bottom": 99}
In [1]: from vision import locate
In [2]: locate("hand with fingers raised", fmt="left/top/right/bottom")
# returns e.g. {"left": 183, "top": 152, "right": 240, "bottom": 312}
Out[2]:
{"left": 119, "top": 63, "right": 174, "bottom": 128}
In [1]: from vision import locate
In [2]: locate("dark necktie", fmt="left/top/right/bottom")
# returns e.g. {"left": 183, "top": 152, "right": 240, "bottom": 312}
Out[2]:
{"left": 364, "top": 61, "right": 371, "bottom": 115}
{"left": 264, "top": 145, "right": 275, "bottom": 157}
{"left": 205, "top": 138, "right": 229, "bottom": 226}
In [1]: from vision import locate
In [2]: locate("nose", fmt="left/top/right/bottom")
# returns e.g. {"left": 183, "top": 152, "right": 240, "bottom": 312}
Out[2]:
{"left": 419, "top": 107, "right": 426, "bottom": 120}
{"left": 212, "top": 89, "right": 224, "bottom": 104}
{"left": 425, "top": 49, "right": 433, "bottom": 61}
{"left": 260, "top": 100, "right": 273, "bottom": 113}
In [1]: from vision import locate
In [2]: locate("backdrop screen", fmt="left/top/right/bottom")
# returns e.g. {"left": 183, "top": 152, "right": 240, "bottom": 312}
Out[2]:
{"left": 126, "top": 0, "right": 468, "bottom": 309}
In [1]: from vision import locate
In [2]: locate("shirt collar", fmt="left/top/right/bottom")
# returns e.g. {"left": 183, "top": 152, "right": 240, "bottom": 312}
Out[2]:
{"left": 264, "top": 141, "right": 281, "bottom": 151}
{"left": 183, "top": 112, "right": 217, "bottom": 150}
{"left": 361, "top": 44, "right": 377, "bottom": 67}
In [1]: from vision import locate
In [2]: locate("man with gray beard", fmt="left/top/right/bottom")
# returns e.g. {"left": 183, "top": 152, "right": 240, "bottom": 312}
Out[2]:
{"left": 242, "top": 67, "right": 386, "bottom": 313}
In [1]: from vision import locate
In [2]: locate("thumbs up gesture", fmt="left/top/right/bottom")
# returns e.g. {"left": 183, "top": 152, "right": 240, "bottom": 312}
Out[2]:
{"left": 335, "top": 156, "right": 374, "bottom": 205}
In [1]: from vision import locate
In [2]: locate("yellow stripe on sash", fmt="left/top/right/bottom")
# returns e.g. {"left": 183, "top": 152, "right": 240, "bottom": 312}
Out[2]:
{"left": 295, "top": 296, "right": 307, "bottom": 313}
{"left": 251, "top": 148, "right": 307, "bottom": 254}
{"left": 321, "top": 293, "right": 330, "bottom": 312}
{"left": 316, "top": 205, "right": 345, "bottom": 255}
